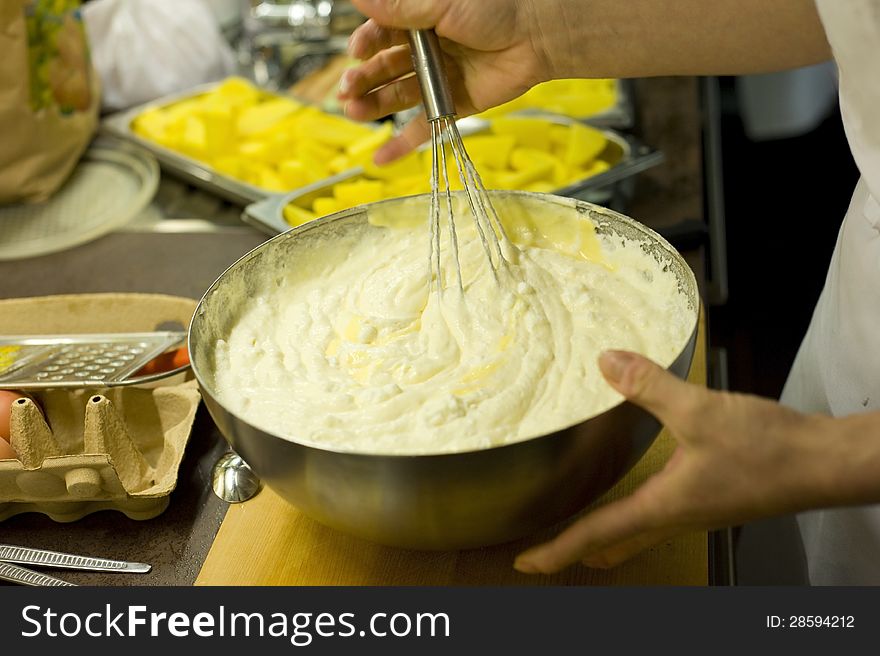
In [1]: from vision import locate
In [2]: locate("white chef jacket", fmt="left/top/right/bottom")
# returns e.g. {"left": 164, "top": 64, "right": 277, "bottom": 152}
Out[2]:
{"left": 780, "top": 1, "right": 880, "bottom": 584}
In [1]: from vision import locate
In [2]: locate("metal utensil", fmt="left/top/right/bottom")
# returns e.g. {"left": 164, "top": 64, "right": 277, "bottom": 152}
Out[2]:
{"left": 0, "top": 544, "right": 151, "bottom": 587}
{"left": 0, "top": 331, "right": 187, "bottom": 390}
{"left": 0, "top": 544, "right": 151, "bottom": 573}
{"left": 0, "top": 562, "right": 76, "bottom": 587}
{"left": 408, "top": 29, "right": 513, "bottom": 293}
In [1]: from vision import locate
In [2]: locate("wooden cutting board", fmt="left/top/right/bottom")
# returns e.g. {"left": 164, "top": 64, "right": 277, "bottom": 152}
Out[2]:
{"left": 197, "top": 319, "right": 708, "bottom": 586}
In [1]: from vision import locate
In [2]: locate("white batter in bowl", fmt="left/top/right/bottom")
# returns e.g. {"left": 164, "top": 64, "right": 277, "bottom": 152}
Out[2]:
{"left": 212, "top": 193, "right": 695, "bottom": 455}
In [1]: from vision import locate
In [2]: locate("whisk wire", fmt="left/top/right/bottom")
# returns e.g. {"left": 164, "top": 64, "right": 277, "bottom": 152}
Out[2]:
{"left": 449, "top": 120, "right": 513, "bottom": 257}
{"left": 438, "top": 122, "right": 464, "bottom": 292}
{"left": 428, "top": 121, "right": 441, "bottom": 298}
{"left": 444, "top": 119, "right": 502, "bottom": 275}
{"left": 410, "top": 29, "right": 510, "bottom": 297}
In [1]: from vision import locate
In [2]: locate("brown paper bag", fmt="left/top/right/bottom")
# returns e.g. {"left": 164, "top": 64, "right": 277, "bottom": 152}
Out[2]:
{"left": 0, "top": 0, "right": 99, "bottom": 204}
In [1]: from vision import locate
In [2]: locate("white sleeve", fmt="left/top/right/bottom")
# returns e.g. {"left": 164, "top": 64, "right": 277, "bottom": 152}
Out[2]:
{"left": 815, "top": 0, "right": 880, "bottom": 199}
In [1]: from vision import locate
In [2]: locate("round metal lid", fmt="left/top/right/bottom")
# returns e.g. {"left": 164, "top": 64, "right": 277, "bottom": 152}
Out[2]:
{"left": 0, "top": 143, "right": 159, "bottom": 261}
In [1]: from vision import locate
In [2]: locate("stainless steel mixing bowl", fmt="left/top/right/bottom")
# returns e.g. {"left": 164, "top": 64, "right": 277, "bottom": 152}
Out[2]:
{"left": 189, "top": 191, "right": 699, "bottom": 550}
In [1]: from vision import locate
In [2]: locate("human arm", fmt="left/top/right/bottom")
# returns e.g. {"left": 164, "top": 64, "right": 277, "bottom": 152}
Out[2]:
{"left": 513, "top": 351, "right": 880, "bottom": 573}
{"left": 339, "top": 0, "right": 831, "bottom": 162}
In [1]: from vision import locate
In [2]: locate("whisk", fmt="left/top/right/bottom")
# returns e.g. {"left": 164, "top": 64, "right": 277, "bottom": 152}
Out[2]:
{"left": 407, "top": 29, "right": 512, "bottom": 295}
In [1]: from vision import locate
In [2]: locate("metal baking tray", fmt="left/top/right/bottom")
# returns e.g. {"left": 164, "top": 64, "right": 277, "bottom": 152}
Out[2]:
{"left": 101, "top": 81, "right": 350, "bottom": 207}
{"left": 241, "top": 121, "right": 663, "bottom": 236}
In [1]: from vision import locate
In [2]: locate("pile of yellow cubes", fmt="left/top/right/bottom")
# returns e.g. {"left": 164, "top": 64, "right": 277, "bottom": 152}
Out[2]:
{"left": 477, "top": 78, "right": 618, "bottom": 119}
{"left": 283, "top": 117, "right": 611, "bottom": 227}
{"left": 130, "top": 77, "right": 617, "bottom": 230}
{"left": 132, "top": 77, "right": 393, "bottom": 193}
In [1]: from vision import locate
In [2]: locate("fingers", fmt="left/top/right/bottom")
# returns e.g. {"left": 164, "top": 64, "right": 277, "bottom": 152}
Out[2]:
{"left": 599, "top": 350, "right": 705, "bottom": 431}
{"left": 372, "top": 113, "right": 430, "bottom": 164}
{"left": 348, "top": 20, "right": 408, "bottom": 61}
{"left": 514, "top": 489, "right": 665, "bottom": 574}
{"left": 580, "top": 528, "right": 679, "bottom": 569}
{"left": 339, "top": 45, "right": 414, "bottom": 103}
{"left": 343, "top": 75, "right": 421, "bottom": 123}
{"left": 350, "top": 0, "right": 449, "bottom": 29}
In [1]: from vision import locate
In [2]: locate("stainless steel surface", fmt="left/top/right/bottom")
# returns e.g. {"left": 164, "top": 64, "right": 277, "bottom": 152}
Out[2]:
{"left": 407, "top": 29, "right": 456, "bottom": 121}
{"left": 0, "top": 331, "right": 187, "bottom": 390}
{"left": 240, "top": 1, "right": 362, "bottom": 49}
{"left": 243, "top": 126, "right": 663, "bottom": 236}
{"left": 0, "top": 561, "right": 76, "bottom": 587}
{"left": 189, "top": 191, "right": 700, "bottom": 550}
{"left": 211, "top": 452, "right": 262, "bottom": 503}
{"left": 0, "top": 544, "right": 151, "bottom": 573}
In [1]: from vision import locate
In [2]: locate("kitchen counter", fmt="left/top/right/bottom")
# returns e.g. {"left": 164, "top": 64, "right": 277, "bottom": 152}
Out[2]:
{"left": 0, "top": 77, "right": 707, "bottom": 586}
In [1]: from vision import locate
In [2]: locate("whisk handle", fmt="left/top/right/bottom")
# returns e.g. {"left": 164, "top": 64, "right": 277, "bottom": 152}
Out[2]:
{"left": 407, "top": 29, "right": 456, "bottom": 120}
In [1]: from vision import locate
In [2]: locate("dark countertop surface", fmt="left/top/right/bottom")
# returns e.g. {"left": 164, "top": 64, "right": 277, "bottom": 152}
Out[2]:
{"left": 0, "top": 77, "right": 705, "bottom": 586}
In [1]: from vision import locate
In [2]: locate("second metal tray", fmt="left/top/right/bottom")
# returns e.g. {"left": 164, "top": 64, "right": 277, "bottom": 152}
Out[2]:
{"left": 241, "top": 122, "right": 663, "bottom": 236}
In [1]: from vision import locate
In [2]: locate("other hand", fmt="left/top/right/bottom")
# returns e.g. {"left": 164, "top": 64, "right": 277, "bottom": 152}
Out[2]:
{"left": 514, "top": 350, "right": 838, "bottom": 574}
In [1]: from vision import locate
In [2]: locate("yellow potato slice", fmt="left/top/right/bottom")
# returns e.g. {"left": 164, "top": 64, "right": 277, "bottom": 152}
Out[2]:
{"left": 510, "top": 147, "right": 570, "bottom": 186}
{"left": 214, "top": 77, "right": 263, "bottom": 106}
{"left": 278, "top": 160, "right": 308, "bottom": 188}
{"left": 476, "top": 78, "right": 617, "bottom": 119}
{"left": 132, "top": 108, "right": 170, "bottom": 142}
{"left": 294, "top": 110, "right": 375, "bottom": 147}
{"left": 346, "top": 122, "right": 393, "bottom": 159}
{"left": 237, "top": 98, "right": 301, "bottom": 137}
{"left": 490, "top": 117, "right": 553, "bottom": 150}
{"left": 328, "top": 154, "right": 352, "bottom": 174}
{"left": 362, "top": 151, "right": 421, "bottom": 181}
{"left": 258, "top": 168, "right": 287, "bottom": 192}
{"left": 333, "top": 179, "right": 385, "bottom": 206}
{"left": 313, "top": 196, "right": 341, "bottom": 216}
{"left": 493, "top": 162, "right": 554, "bottom": 189}
{"left": 564, "top": 122, "right": 607, "bottom": 168}
{"left": 283, "top": 204, "right": 317, "bottom": 227}
{"left": 179, "top": 116, "right": 208, "bottom": 159}
{"left": 460, "top": 135, "right": 516, "bottom": 170}
{"left": 213, "top": 156, "right": 244, "bottom": 178}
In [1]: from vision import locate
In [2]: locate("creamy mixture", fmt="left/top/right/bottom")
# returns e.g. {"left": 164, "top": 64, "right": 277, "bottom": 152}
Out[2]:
{"left": 213, "top": 196, "right": 695, "bottom": 455}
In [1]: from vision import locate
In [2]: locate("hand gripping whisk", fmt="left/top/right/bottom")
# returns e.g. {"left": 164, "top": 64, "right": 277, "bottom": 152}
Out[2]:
{"left": 407, "top": 29, "right": 512, "bottom": 295}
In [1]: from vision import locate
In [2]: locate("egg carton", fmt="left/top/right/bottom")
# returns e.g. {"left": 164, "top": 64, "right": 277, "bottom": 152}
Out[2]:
{"left": 0, "top": 293, "right": 200, "bottom": 522}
